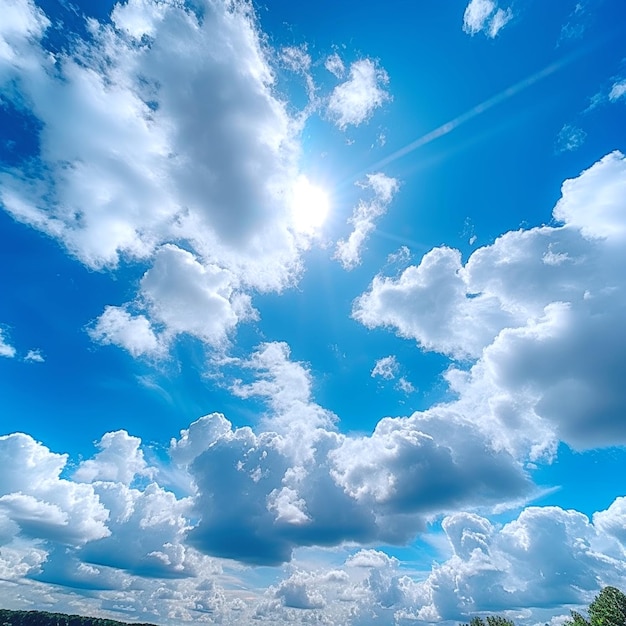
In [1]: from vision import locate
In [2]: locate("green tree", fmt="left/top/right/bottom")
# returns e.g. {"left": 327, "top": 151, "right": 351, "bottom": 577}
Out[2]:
{"left": 464, "top": 615, "right": 515, "bottom": 626}
{"left": 565, "top": 610, "right": 591, "bottom": 626}
{"left": 589, "top": 586, "right": 626, "bottom": 626}
{"left": 486, "top": 617, "right": 515, "bottom": 626}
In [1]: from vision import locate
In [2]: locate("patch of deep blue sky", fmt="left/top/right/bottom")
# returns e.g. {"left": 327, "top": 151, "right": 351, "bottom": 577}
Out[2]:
{"left": 1, "top": 0, "right": 625, "bottom": 513}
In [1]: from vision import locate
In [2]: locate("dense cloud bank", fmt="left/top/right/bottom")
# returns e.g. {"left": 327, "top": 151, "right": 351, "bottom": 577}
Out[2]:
{"left": 1, "top": 426, "right": 626, "bottom": 624}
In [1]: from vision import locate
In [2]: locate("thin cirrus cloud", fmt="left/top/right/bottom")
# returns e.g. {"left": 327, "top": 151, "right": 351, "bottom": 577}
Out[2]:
{"left": 335, "top": 172, "right": 399, "bottom": 270}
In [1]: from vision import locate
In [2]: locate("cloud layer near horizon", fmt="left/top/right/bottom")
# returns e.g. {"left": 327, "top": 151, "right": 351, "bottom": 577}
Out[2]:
{"left": 1, "top": 422, "right": 625, "bottom": 624}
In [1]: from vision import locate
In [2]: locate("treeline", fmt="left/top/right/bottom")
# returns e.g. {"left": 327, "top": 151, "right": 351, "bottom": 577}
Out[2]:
{"left": 0, "top": 610, "right": 156, "bottom": 626}
{"left": 464, "top": 586, "right": 626, "bottom": 626}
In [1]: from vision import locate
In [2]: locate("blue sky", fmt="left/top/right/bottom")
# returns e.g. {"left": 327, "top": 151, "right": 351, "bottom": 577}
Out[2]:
{"left": 1, "top": 0, "right": 626, "bottom": 623}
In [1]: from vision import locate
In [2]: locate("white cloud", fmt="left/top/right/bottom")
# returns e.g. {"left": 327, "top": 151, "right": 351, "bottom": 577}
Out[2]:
{"left": 91, "top": 245, "right": 258, "bottom": 356}
{"left": 335, "top": 173, "right": 399, "bottom": 270}
{"left": 0, "top": 328, "right": 16, "bottom": 358}
{"left": 555, "top": 124, "right": 586, "bottom": 153}
{"left": 0, "top": 433, "right": 110, "bottom": 545}
{"left": 354, "top": 151, "right": 626, "bottom": 453}
{"left": 274, "top": 571, "right": 326, "bottom": 609}
{"left": 463, "top": 0, "right": 513, "bottom": 38}
{"left": 74, "top": 431, "right": 152, "bottom": 486}
{"left": 280, "top": 45, "right": 315, "bottom": 104}
{"left": 609, "top": 79, "right": 626, "bottom": 102}
{"left": 23, "top": 349, "right": 44, "bottom": 363}
{"left": 354, "top": 245, "right": 518, "bottom": 359}
{"left": 371, "top": 355, "right": 398, "bottom": 380}
{"left": 593, "top": 496, "right": 626, "bottom": 545}
{"left": 327, "top": 59, "right": 390, "bottom": 129}
{"left": 89, "top": 306, "right": 165, "bottom": 358}
{"left": 230, "top": 341, "right": 336, "bottom": 439}
{"left": 281, "top": 45, "right": 311, "bottom": 74}
{"left": 396, "top": 377, "right": 415, "bottom": 394}
{"left": 167, "top": 342, "right": 532, "bottom": 567}
{"left": 324, "top": 53, "right": 345, "bottom": 78}
{"left": 140, "top": 244, "right": 258, "bottom": 347}
{"left": 553, "top": 151, "right": 626, "bottom": 240}
{"left": 404, "top": 503, "right": 626, "bottom": 621}
{"left": 0, "top": 0, "right": 329, "bottom": 358}
{"left": 0, "top": 420, "right": 624, "bottom": 624}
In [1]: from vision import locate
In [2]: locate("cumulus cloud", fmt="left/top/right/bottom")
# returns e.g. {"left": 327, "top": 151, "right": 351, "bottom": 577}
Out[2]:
{"left": 88, "top": 306, "right": 165, "bottom": 357}
{"left": 463, "top": 0, "right": 513, "bottom": 38}
{"left": 0, "top": 418, "right": 624, "bottom": 624}
{"left": 169, "top": 343, "right": 532, "bottom": 567}
{"left": 0, "top": 433, "right": 110, "bottom": 545}
{"left": 404, "top": 503, "right": 626, "bottom": 621}
{"left": 335, "top": 172, "right": 399, "bottom": 269}
{"left": 327, "top": 59, "right": 390, "bottom": 129}
{"left": 0, "top": 328, "right": 16, "bottom": 358}
{"left": 0, "top": 0, "right": 330, "bottom": 358}
{"left": 74, "top": 431, "right": 152, "bottom": 485}
{"left": 355, "top": 151, "right": 626, "bottom": 453}
{"left": 0, "top": 429, "right": 215, "bottom": 592}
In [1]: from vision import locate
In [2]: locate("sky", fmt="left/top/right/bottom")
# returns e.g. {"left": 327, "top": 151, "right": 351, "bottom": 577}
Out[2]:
{"left": 1, "top": 0, "right": 626, "bottom": 624}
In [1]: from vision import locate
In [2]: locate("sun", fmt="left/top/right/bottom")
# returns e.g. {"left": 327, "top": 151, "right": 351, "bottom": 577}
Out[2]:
{"left": 291, "top": 175, "right": 330, "bottom": 234}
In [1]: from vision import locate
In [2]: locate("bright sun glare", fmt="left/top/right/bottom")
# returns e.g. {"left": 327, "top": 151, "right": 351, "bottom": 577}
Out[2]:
{"left": 291, "top": 175, "right": 330, "bottom": 234}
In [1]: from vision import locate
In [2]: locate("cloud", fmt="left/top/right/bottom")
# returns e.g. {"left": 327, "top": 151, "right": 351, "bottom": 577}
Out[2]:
{"left": 23, "top": 349, "right": 44, "bottom": 363}
{"left": 354, "top": 245, "right": 518, "bottom": 360}
{"left": 171, "top": 344, "right": 532, "bottom": 567}
{"left": 237, "top": 498, "right": 626, "bottom": 624}
{"left": 555, "top": 124, "right": 586, "bottom": 153}
{"left": 0, "top": 420, "right": 623, "bottom": 623}
{"left": 335, "top": 173, "right": 399, "bottom": 270}
{"left": 0, "top": 328, "right": 16, "bottom": 358}
{"left": 230, "top": 341, "right": 337, "bottom": 442}
{"left": 0, "top": 0, "right": 328, "bottom": 358}
{"left": 327, "top": 59, "right": 390, "bottom": 129}
{"left": 354, "top": 151, "right": 626, "bottom": 453}
{"left": 463, "top": 0, "right": 513, "bottom": 38}
{"left": 371, "top": 355, "right": 399, "bottom": 380}
{"left": 396, "top": 377, "right": 415, "bottom": 394}
{"left": 280, "top": 45, "right": 315, "bottom": 103}
{"left": 609, "top": 79, "right": 626, "bottom": 102}
{"left": 88, "top": 306, "right": 165, "bottom": 358}
{"left": 138, "top": 244, "right": 257, "bottom": 347}
{"left": 0, "top": 433, "right": 110, "bottom": 545}
{"left": 0, "top": 429, "right": 216, "bottom": 590}
{"left": 559, "top": 2, "right": 589, "bottom": 42}
{"left": 73, "top": 431, "right": 152, "bottom": 486}
{"left": 403, "top": 503, "right": 626, "bottom": 621}
{"left": 324, "top": 53, "right": 345, "bottom": 78}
